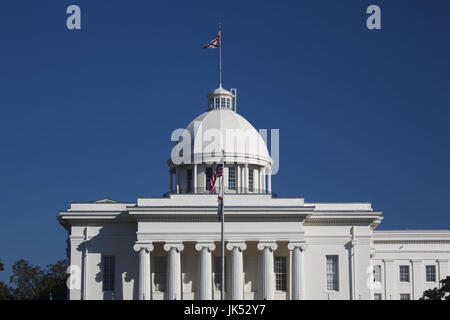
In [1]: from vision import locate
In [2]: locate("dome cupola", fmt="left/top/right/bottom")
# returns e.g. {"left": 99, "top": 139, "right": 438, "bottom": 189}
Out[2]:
{"left": 207, "top": 85, "right": 237, "bottom": 111}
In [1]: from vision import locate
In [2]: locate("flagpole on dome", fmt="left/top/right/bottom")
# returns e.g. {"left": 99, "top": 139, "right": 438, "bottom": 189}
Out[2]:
{"left": 219, "top": 21, "right": 222, "bottom": 88}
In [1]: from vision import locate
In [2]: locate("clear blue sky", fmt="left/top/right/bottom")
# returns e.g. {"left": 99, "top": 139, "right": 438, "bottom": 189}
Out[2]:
{"left": 0, "top": 0, "right": 449, "bottom": 282}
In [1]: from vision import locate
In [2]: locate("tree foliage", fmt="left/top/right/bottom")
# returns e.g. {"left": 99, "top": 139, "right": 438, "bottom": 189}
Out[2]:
{"left": 420, "top": 276, "right": 450, "bottom": 300}
{"left": 0, "top": 258, "right": 13, "bottom": 300}
{"left": 4, "top": 258, "right": 69, "bottom": 300}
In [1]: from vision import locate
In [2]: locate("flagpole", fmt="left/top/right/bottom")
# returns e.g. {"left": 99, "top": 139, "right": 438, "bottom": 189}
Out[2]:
{"left": 221, "top": 149, "right": 225, "bottom": 300}
{"left": 219, "top": 21, "right": 222, "bottom": 87}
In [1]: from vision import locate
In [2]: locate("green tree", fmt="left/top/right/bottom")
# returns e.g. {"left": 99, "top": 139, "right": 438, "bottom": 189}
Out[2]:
{"left": 37, "top": 260, "right": 69, "bottom": 300}
{"left": 421, "top": 276, "right": 450, "bottom": 300}
{"left": 0, "top": 259, "right": 13, "bottom": 300}
{"left": 9, "top": 259, "right": 69, "bottom": 300}
{"left": 10, "top": 259, "right": 44, "bottom": 300}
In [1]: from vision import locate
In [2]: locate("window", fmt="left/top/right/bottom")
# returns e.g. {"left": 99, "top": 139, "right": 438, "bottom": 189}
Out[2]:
{"left": 326, "top": 256, "right": 339, "bottom": 291}
{"left": 374, "top": 293, "right": 382, "bottom": 300}
{"left": 426, "top": 265, "right": 436, "bottom": 282}
{"left": 248, "top": 169, "right": 254, "bottom": 192}
{"left": 399, "top": 266, "right": 410, "bottom": 282}
{"left": 228, "top": 167, "right": 236, "bottom": 190}
{"left": 206, "top": 167, "right": 213, "bottom": 191}
{"left": 215, "top": 98, "right": 220, "bottom": 109}
{"left": 154, "top": 257, "right": 167, "bottom": 292}
{"left": 187, "top": 169, "right": 192, "bottom": 193}
{"left": 400, "top": 294, "right": 410, "bottom": 300}
{"left": 102, "top": 255, "right": 115, "bottom": 291}
{"left": 274, "top": 256, "right": 287, "bottom": 291}
{"left": 226, "top": 99, "right": 230, "bottom": 109}
{"left": 373, "top": 265, "right": 382, "bottom": 283}
{"left": 214, "top": 256, "right": 226, "bottom": 291}
{"left": 221, "top": 98, "right": 226, "bottom": 108}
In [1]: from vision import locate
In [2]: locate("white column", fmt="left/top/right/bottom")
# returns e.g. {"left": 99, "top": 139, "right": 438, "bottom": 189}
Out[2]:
{"left": 350, "top": 238, "right": 358, "bottom": 300}
{"left": 288, "top": 242, "right": 307, "bottom": 300}
{"left": 437, "top": 259, "right": 449, "bottom": 288}
{"left": 267, "top": 168, "right": 272, "bottom": 194}
{"left": 411, "top": 259, "right": 423, "bottom": 300}
{"left": 195, "top": 242, "right": 216, "bottom": 300}
{"left": 169, "top": 170, "right": 173, "bottom": 192}
{"left": 226, "top": 242, "right": 247, "bottom": 300}
{"left": 383, "top": 259, "right": 396, "bottom": 300}
{"left": 68, "top": 237, "right": 84, "bottom": 300}
{"left": 237, "top": 164, "right": 241, "bottom": 193}
{"left": 164, "top": 242, "right": 184, "bottom": 300}
{"left": 254, "top": 168, "right": 259, "bottom": 192}
{"left": 244, "top": 164, "right": 248, "bottom": 192}
{"left": 133, "top": 243, "right": 154, "bottom": 300}
{"left": 257, "top": 242, "right": 278, "bottom": 300}
{"left": 193, "top": 164, "right": 197, "bottom": 193}
{"left": 262, "top": 167, "right": 266, "bottom": 193}
{"left": 175, "top": 167, "right": 180, "bottom": 193}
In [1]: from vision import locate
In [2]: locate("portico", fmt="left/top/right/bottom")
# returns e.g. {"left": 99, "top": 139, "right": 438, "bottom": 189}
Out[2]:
{"left": 132, "top": 239, "right": 307, "bottom": 300}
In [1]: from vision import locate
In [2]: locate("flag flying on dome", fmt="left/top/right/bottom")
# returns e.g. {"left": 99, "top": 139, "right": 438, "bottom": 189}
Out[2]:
{"left": 209, "top": 164, "right": 223, "bottom": 193}
{"left": 209, "top": 164, "right": 224, "bottom": 221}
{"left": 203, "top": 30, "right": 221, "bottom": 49}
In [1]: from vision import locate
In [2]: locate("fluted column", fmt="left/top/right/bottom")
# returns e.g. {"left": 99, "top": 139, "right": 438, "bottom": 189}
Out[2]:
{"left": 193, "top": 164, "right": 197, "bottom": 193}
{"left": 267, "top": 168, "right": 272, "bottom": 194}
{"left": 262, "top": 167, "right": 266, "bottom": 193}
{"left": 244, "top": 164, "right": 248, "bottom": 192}
{"left": 195, "top": 242, "right": 216, "bottom": 300}
{"left": 288, "top": 242, "right": 307, "bottom": 300}
{"left": 237, "top": 164, "right": 241, "bottom": 193}
{"left": 175, "top": 167, "right": 180, "bottom": 193}
{"left": 164, "top": 242, "right": 184, "bottom": 300}
{"left": 257, "top": 242, "right": 278, "bottom": 300}
{"left": 226, "top": 242, "right": 247, "bottom": 300}
{"left": 133, "top": 243, "right": 154, "bottom": 300}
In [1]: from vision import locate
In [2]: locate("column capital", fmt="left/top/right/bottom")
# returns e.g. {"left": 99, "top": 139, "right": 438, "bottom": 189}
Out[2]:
{"left": 226, "top": 242, "right": 247, "bottom": 251}
{"left": 164, "top": 242, "right": 184, "bottom": 252}
{"left": 288, "top": 242, "right": 308, "bottom": 252}
{"left": 133, "top": 243, "right": 154, "bottom": 252}
{"left": 195, "top": 242, "right": 216, "bottom": 252}
{"left": 257, "top": 242, "right": 278, "bottom": 251}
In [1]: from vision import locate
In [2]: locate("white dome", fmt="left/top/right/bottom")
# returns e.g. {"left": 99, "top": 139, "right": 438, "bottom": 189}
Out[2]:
{"left": 173, "top": 108, "right": 272, "bottom": 167}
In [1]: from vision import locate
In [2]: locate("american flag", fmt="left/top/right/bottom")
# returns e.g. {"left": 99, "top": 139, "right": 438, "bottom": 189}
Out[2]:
{"left": 203, "top": 30, "right": 221, "bottom": 49}
{"left": 209, "top": 164, "right": 223, "bottom": 193}
{"left": 217, "top": 192, "right": 223, "bottom": 221}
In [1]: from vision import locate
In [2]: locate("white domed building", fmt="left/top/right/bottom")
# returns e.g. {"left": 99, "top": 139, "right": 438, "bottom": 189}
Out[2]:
{"left": 59, "top": 85, "right": 450, "bottom": 301}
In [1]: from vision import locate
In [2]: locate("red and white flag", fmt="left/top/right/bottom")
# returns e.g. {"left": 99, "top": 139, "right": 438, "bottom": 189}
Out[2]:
{"left": 203, "top": 30, "right": 221, "bottom": 49}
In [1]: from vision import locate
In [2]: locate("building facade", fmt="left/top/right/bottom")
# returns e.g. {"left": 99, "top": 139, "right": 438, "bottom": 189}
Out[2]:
{"left": 59, "top": 85, "right": 450, "bottom": 300}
